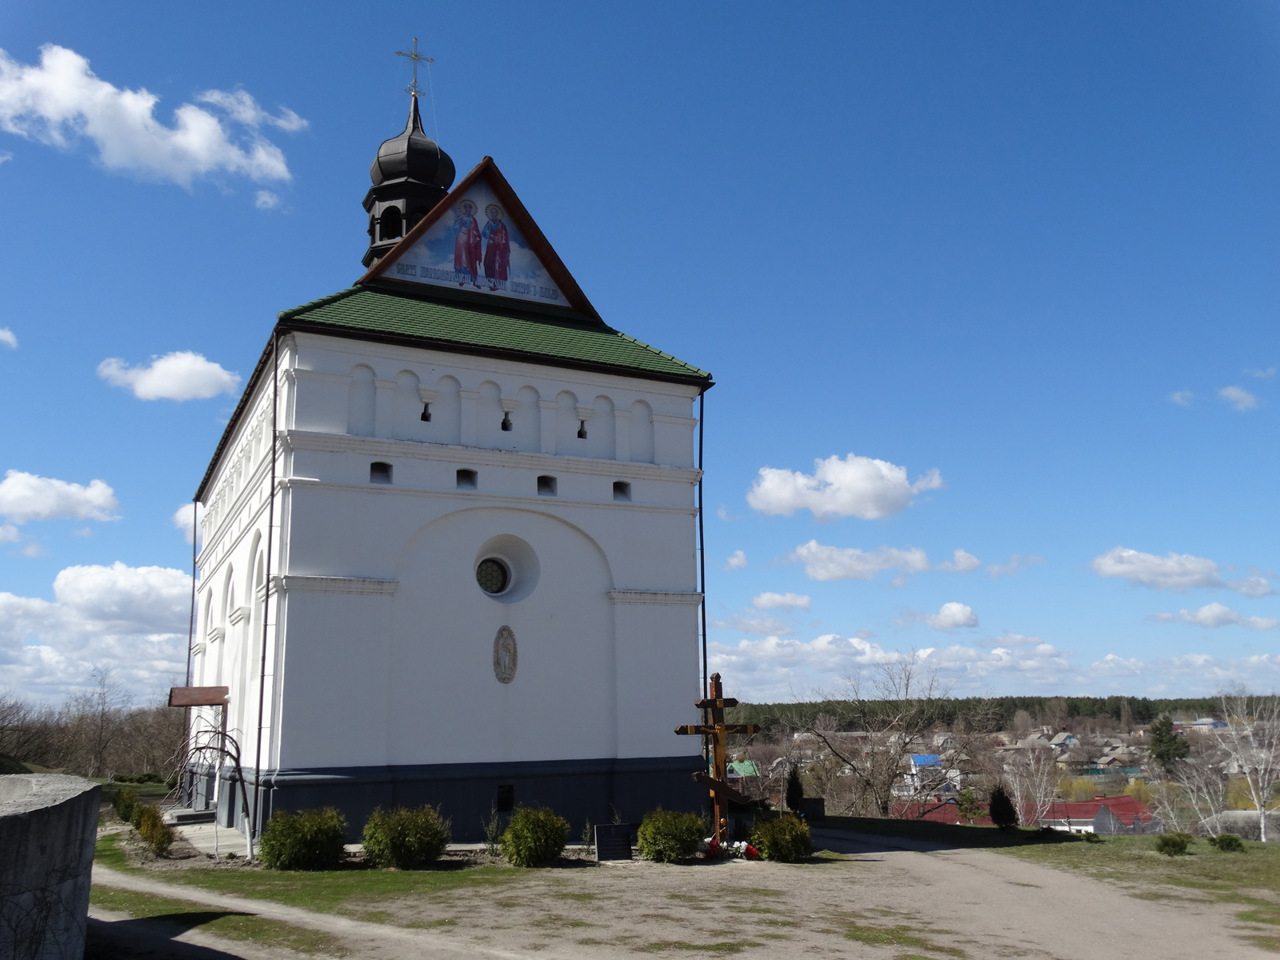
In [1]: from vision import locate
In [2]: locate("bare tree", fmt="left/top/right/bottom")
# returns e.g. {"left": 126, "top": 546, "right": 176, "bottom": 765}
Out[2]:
{"left": 791, "top": 656, "right": 950, "bottom": 817}
{"left": 1213, "top": 690, "right": 1280, "bottom": 843}
{"left": 0, "top": 692, "right": 56, "bottom": 765}
{"left": 1174, "top": 748, "right": 1230, "bottom": 836}
{"left": 1004, "top": 744, "right": 1056, "bottom": 827}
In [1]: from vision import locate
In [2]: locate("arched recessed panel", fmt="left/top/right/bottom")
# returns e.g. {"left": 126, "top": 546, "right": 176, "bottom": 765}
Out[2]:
{"left": 477, "top": 380, "right": 503, "bottom": 447}
{"left": 556, "top": 390, "right": 580, "bottom": 454}
{"left": 589, "top": 395, "right": 616, "bottom": 460}
{"left": 393, "top": 370, "right": 421, "bottom": 440}
{"left": 433, "top": 375, "right": 461, "bottom": 444}
{"left": 631, "top": 400, "right": 655, "bottom": 463}
{"left": 513, "top": 385, "right": 541, "bottom": 452}
{"left": 348, "top": 365, "right": 376, "bottom": 437}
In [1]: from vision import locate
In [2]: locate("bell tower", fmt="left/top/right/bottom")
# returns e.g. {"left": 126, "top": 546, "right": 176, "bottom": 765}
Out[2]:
{"left": 361, "top": 91, "right": 455, "bottom": 268}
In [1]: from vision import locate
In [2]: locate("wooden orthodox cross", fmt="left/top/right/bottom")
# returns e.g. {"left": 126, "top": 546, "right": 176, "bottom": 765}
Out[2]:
{"left": 675, "top": 673, "right": 760, "bottom": 845}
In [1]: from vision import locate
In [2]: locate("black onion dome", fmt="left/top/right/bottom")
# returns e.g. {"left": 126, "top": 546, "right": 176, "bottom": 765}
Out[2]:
{"left": 370, "top": 96, "right": 455, "bottom": 190}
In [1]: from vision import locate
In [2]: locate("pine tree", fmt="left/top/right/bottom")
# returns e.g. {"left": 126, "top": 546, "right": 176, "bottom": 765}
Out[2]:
{"left": 956, "top": 788, "right": 982, "bottom": 824}
{"left": 1149, "top": 714, "right": 1189, "bottom": 771}
{"left": 989, "top": 784, "right": 1018, "bottom": 830}
{"left": 785, "top": 764, "right": 805, "bottom": 813}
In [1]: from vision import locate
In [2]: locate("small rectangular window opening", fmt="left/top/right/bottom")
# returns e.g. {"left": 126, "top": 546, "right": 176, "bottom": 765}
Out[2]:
{"left": 500, "top": 412, "right": 513, "bottom": 431}
{"left": 370, "top": 462, "right": 392, "bottom": 484}
{"left": 613, "top": 481, "right": 631, "bottom": 501}
{"left": 420, "top": 402, "right": 432, "bottom": 422}
{"left": 495, "top": 784, "right": 515, "bottom": 813}
{"left": 537, "top": 475, "right": 557, "bottom": 496}
{"left": 456, "top": 468, "right": 478, "bottom": 490}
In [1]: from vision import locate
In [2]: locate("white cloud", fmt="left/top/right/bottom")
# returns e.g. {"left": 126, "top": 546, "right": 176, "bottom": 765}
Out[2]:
{"left": 923, "top": 602, "right": 978, "bottom": 630}
{"left": 0, "top": 44, "right": 302, "bottom": 188}
{"left": 716, "top": 505, "right": 730, "bottom": 521}
{"left": 1090, "top": 546, "right": 1271, "bottom": 596}
{"left": 255, "top": 190, "right": 281, "bottom": 210}
{"left": 708, "top": 633, "right": 1074, "bottom": 702}
{"left": 0, "top": 524, "right": 17, "bottom": 542}
{"left": 0, "top": 470, "right": 118, "bottom": 524}
{"left": 746, "top": 453, "right": 942, "bottom": 521}
{"left": 1232, "top": 575, "right": 1274, "bottom": 598}
{"left": 710, "top": 614, "right": 795, "bottom": 636}
{"left": 0, "top": 149, "right": 11, "bottom": 164}
{"left": 171, "top": 502, "right": 205, "bottom": 546}
{"left": 1219, "top": 385, "right": 1258, "bottom": 411}
{"left": 723, "top": 549, "right": 748, "bottom": 570}
{"left": 987, "top": 554, "right": 1044, "bottom": 577}
{"left": 789, "top": 541, "right": 978, "bottom": 583}
{"left": 195, "top": 89, "right": 308, "bottom": 133}
{"left": 0, "top": 327, "right": 15, "bottom": 349}
{"left": 98, "top": 350, "right": 240, "bottom": 401}
{"left": 1157, "top": 602, "right": 1279, "bottom": 630}
{"left": 20, "top": 542, "right": 45, "bottom": 558}
{"left": 708, "top": 628, "right": 1280, "bottom": 701}
{"left": 752, "top": 592, "right": 811, "bottom": 611}
{"left": 792, "top": 541, "right": 929, "bottom": 581}
{"left": 1247, "top": 367, "right": 1275, "bottom": 379}
{"left": 1168, "top": 390, "right": 1194, "bottom": 407}
{"left": 1091, "top": 546, "right": 1224, "bottom": 590}
{"left": 936, "top": 549, "right": 980, "bottom": 573}
{"left": 0, "top": 562, "right": 191, "bottom": 701}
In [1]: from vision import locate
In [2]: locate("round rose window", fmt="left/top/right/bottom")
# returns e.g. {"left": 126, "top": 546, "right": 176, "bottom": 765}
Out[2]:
{"left": 476, "top": 558, "right": 510, "bottom": 595}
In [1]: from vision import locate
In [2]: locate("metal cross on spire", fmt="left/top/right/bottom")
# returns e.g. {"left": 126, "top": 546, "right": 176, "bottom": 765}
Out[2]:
{"left": 396, "top": 37, "right": 434, "bottom": 99}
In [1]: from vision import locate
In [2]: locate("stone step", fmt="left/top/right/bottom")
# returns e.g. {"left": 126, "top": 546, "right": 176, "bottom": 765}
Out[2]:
{"left": 163, "top": 807, "right": 217, "bottom": 825}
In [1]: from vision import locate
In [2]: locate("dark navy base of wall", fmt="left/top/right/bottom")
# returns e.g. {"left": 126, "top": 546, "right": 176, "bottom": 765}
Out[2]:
{"left": 212, "top": 755, "right": 706, "bottom": 841}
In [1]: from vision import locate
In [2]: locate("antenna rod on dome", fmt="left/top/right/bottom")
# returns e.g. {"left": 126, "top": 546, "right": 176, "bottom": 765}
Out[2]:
{"left": 396, "top": 37, "right": 440, "bottom": 142}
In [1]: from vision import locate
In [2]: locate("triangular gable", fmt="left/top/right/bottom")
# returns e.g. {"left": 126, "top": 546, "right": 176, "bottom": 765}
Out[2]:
{"left": 360, "top": 157, "right": 601, "bottom": 322}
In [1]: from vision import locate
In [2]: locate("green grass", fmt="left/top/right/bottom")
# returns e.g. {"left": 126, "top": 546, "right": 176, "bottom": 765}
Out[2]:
{"left": 635, "top": 940, "right": 763, "bottom": 955}
{"left": 91, "top": 885, "right": 342, "bottom": 955}
{"left": 843, "top": 921, "right": 966, "bottom": 956}
{"left": 94, "top": 833, "right": 134, "bottom": 871}
{"left": 96, "top": 832, "right": 518, "bottom": 919}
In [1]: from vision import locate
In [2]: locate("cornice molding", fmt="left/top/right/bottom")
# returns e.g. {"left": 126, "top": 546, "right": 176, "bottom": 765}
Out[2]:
{"left": 271, "top": 575, "right": 400, "bottom": 596}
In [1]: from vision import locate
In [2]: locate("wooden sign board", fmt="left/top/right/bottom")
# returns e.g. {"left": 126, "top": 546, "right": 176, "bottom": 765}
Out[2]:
{"left": 168, "top": 686, "right": 229, "bottom": 707}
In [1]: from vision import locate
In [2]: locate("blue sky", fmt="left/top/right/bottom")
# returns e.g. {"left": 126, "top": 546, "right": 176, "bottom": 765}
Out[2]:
{"left": 1, "top": 2, "right": 1276, "bottom": 704}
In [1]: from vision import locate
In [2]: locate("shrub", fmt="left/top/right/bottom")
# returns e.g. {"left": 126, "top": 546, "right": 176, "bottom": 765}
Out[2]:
{"left": 501, "top": 806, "right": 570, "bottom": 867}
{"left": 636, "top": 808, "right": 704, "bottom": 863}
{"left": 137, "top": 804, "right": 174, "bottom": 857}
{"left": 258, "top": 807, "right": 348, "bottom": 870}
{"left": 1207, "top": 833, "right": 1245, "bottom": 853}
{"left": 988, "top": 785, "right": 1018, "bottom": 831}
{"left": 362, "top": 805, "right": 451, "bottom": 869}
{"left": 1155, "top": 832, "right": 1194, "bottom": 857}
{"left": 751, "top": 814, "right": 812, "bottom": 863}
{"left": 956, "top": 788, "right": 983, "bottom": 824}
{"left": 112, "top": 787, "right": 138, "bottom": 824}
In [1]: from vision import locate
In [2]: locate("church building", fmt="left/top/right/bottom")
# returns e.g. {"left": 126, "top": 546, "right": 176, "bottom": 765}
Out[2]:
{"left": 182, "top": 93, "right": 713, "bottom": 840}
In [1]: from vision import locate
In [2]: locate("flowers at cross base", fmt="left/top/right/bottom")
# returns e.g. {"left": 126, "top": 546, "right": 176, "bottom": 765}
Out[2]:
{"left": 701, "top": 837, "right": 759, "bottom": 860}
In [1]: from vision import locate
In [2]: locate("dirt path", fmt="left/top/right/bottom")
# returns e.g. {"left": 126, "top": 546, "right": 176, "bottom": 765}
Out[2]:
{"left": 90, "top": 832, "right": 1275, "bottom": 960}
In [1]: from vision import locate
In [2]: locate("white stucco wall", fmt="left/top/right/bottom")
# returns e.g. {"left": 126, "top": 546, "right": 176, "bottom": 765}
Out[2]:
{"left": 194, "top": 330, "right": 705, "bottom": 778}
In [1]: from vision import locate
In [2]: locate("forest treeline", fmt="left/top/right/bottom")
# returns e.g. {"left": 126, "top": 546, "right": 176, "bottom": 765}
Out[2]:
{"left": 726, "top": 695, "right": 1222, "bottom": 738}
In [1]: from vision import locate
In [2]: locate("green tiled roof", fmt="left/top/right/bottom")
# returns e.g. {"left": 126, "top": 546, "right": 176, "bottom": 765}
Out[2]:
{"left": 278, "top": 284, "right": 711, "bottom": 385}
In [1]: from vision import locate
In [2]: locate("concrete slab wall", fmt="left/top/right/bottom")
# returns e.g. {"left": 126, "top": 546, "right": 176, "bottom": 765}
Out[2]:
{"left": 0, "top": 774, "right": 101, "bottom": 960}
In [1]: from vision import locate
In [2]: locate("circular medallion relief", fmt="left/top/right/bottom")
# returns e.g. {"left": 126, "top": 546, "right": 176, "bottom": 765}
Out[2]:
{"left": 493, "top": 625, "right": 517, "bottom": 684}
